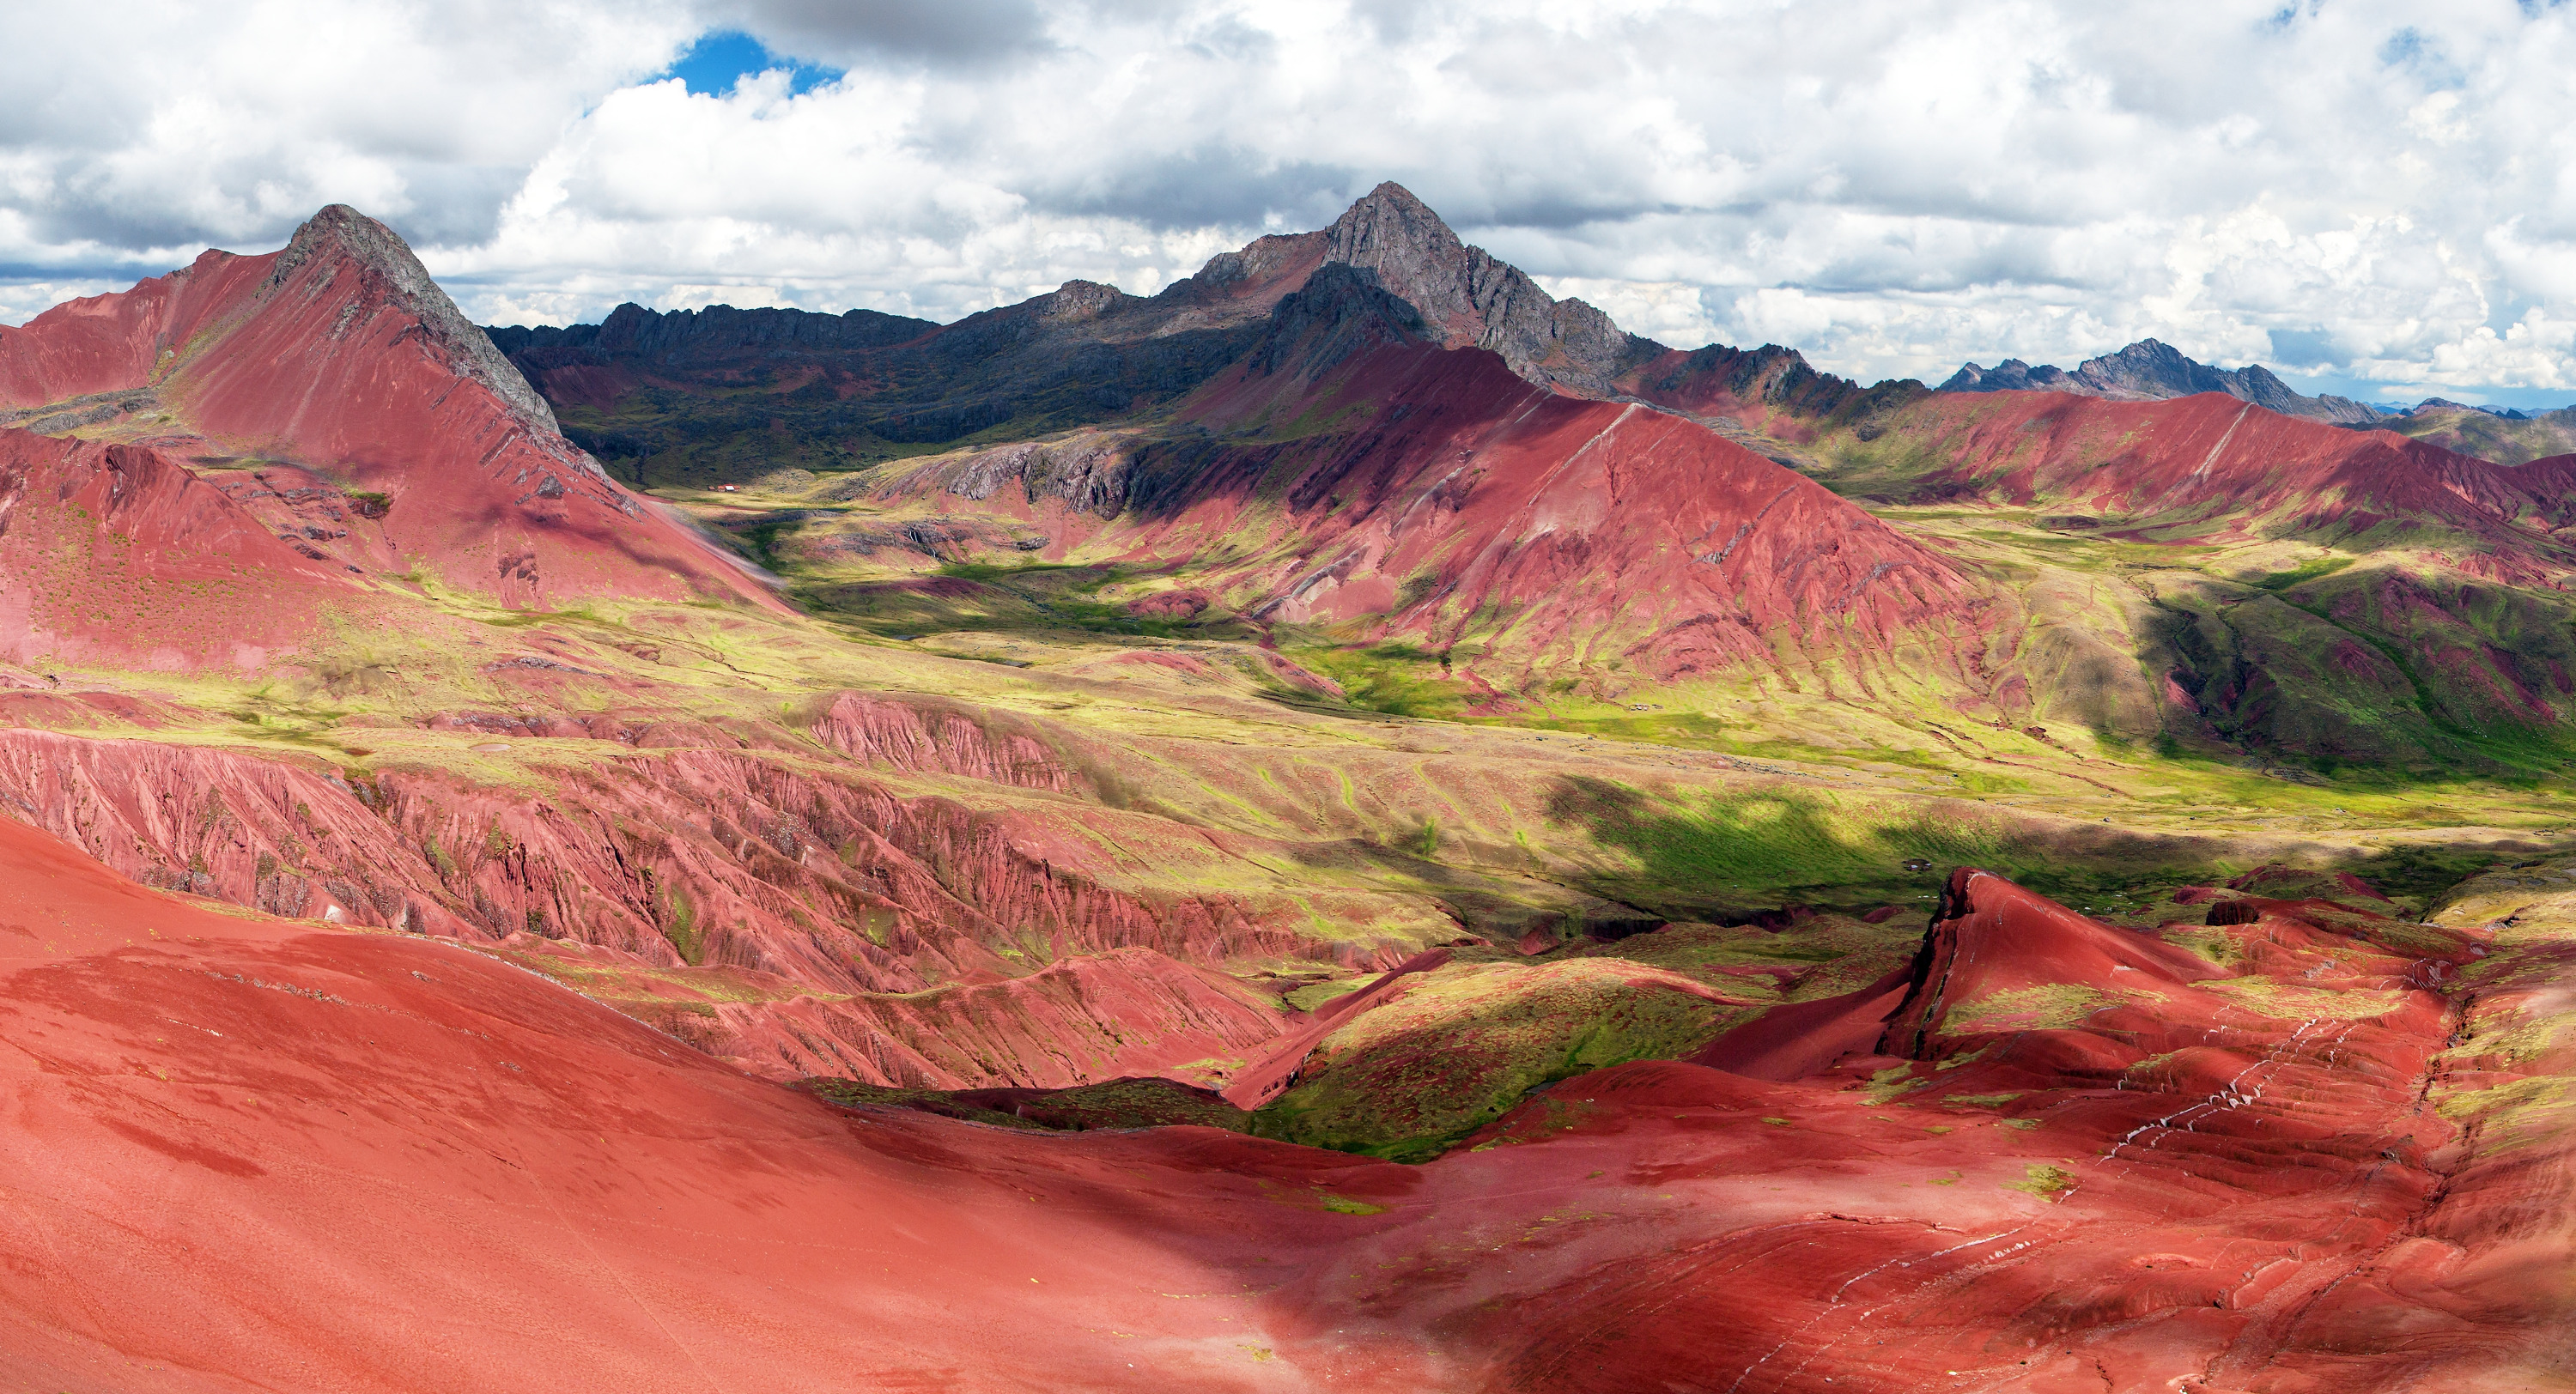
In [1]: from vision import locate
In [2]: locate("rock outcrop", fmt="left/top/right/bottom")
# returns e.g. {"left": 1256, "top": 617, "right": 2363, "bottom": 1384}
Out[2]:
{"left": 1300, "top": 183, "right": 1661, "bottom": 396}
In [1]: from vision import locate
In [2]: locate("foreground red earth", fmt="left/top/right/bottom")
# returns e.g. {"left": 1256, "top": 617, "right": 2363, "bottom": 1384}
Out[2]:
{"left": 7, "top": 815, "right": 2570, "bottom": 1391}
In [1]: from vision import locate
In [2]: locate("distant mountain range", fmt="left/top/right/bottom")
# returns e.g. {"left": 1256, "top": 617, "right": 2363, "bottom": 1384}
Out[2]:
{"left": 482, "top": 183, "right": 1920, "bottom": 482}
{"left": 1940, "top": 339, "right": 2386, "bottom": 424}
{"left": 464, "top": 184, "right": 2576, "bottom": 773}
{"left": 1941, "top": 338, "right": 2576, "bottom": 434}
{"left": 2411, "top": 396, "right": 2542, "bottom": 421}
{"left": 2380, "top": 397, "right": 2576, "bottom": 464}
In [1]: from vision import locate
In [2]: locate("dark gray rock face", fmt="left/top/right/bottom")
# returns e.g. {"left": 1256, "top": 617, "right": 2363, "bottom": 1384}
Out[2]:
{"left": 1246, "top": 261, "right": 1427, "bottom": 379}
{"left": 1941, "top": 338, "right": 2385, "bottom": 425}
{"left": 1940, "top": 358, "right": 2081, "bottom": 395}
{"left": 483, "top": 283, "right": 1262, "bottom": 474}
{"left": 1632, "top": 342, "right": 1924, "bottom": 429}
{"left": 484, "top": 301, "right": 937, "bottom": 366}
{"left": 938, "top": 434, "right": 1134, "bottom": 518}
{"left": 282, "top": 205, "right": 570, "bottom": 440}
{"left": 1315, "top": 182, "right": 1662, "bottom": 396}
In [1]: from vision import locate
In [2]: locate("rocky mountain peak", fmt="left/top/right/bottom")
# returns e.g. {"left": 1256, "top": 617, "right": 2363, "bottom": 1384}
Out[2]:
{"left": 1321, "top": 183, "right": 1474, "bottom": 327}
{"left": 1305, "top": 182, "right": 1657, "bottom": 396}
{"left": 264, "top": 204, "right": 564, "bottom": 439}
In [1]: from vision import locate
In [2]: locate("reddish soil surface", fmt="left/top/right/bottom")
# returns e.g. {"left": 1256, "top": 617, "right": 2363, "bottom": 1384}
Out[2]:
{"left": 1222, "top": 948, "right": 1453, "bottom": 1108}
{"left": 10, "top": 810, "right": 2567, "bottom": 1391}
{"left": 810, "top": 689, "right": 1093, "bottom": 793}
{"left": 678, "top": 942, "right": 1291, "bottom": 1088}
{"left": 0, "top": 723, "right": 1315, "bottom": 996}
{"left": 0, "top": 433, "right": 373, "bottom": 668}
{"left": 0, "top": 815, "right": 1425, "bottom": 1392}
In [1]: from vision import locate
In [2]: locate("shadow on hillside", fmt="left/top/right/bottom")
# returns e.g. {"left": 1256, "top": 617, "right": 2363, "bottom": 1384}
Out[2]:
{"left": 1532, "top": 774, "right": 2453, "bottom": 917}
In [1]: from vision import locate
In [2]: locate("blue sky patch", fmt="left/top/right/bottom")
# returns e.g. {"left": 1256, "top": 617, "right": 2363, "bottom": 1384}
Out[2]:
{"left": 660, "top": 30, "right": 842, "bottom": 98}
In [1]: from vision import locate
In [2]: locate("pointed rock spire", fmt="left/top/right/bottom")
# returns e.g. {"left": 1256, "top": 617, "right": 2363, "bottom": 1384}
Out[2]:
{"left": 264, "top": 204, "right": 564, "bottom": 439}
{"left": 1314, "top": 182, "right": 1657, "bottom": 396}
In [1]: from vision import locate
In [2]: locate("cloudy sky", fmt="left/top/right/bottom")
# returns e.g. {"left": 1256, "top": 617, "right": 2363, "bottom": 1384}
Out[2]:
{"left": 6, "top": 0, "right": 2575, "bottom": 405}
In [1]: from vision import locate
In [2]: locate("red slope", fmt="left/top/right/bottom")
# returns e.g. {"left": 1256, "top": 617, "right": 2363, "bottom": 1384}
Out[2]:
{"left": 1875, "top": 866, "right": 2232, "bottom": 1059}
{"left": 0, "top": 432, "right": 372, "bottom": 669}
{"left": 0, "top": 725, "right": 1318, "bottom": 993}
{"left": 1221, "top": 948, "right": 1453, "bottom": 1108}
{"left": 704, "top": 943, "right": 1291, "bottom": 1087}
{"left": 0, "top": 812, "right": 1428, "bottom": 1392}
{"left": 6, "top": 815, "right": 2569, "bottom": 1390}
{"left": 1444, "top": 872, "right": 2547, "bottom": 1391}
{"left": 1691, "top": 959, "right": 1915, "bottom": 1080}
{"left": 1205, "top": 340, "right": 1975, "bottom": 680}
{"left": 0, "top": 206, "right": 782, "bottom": 612}
{"left": 1885, "top": 390, "right": 2576, "bottom": 579}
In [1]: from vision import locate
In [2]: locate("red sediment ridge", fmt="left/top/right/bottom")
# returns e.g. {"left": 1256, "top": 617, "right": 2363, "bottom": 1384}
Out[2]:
{"left": 0, "top": 814, "right": 1431, "bottom": 1391}
{"left": 1875, "top": 866, "right": 2231, "bottom": 1060}
{"left": 1437, "top": 870, "right": 2540, "bottom": 1391}
{"left": 1224, "top": 344, "right": 1973, "bottom": 681}
{"left": 808, "top": 689, "right": 1091, "bottom": 793}
{"left": 0, "top": 727, "right": 1317, "bottom": 1003}
{"left": 1692, "top": 959, "right": 1916, "bottom": 1081}
{"left": 705, "top": 943, "right": 1287, "bottom": 1086}
{"left": 0, "top": 205, "right": 782, "bottom": 612}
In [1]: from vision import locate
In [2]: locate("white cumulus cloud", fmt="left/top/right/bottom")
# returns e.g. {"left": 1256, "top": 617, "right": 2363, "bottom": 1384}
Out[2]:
{"left": 8, "top": 0, "right": 2576, "bottom": 402}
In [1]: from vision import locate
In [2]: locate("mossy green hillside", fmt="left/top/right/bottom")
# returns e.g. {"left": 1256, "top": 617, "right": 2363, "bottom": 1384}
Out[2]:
{"left": 1251, "top": 958, "right": 1753, "bottom": 1163}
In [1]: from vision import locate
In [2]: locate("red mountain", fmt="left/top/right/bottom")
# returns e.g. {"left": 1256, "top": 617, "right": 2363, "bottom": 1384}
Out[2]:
{"left": 0, "top": 207, "right": 781, "bottom": 613}
{"left": 890, "top": 264, "right": 1978, "bottom": 691}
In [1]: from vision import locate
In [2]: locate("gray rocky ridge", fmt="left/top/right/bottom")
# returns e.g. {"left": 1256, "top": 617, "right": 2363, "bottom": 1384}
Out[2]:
{"left": 1941, "top": 338, "right": 2385, "bottom": 425}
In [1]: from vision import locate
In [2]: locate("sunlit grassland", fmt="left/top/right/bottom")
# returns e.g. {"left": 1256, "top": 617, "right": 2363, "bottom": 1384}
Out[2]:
{"left": 1252, "top": 957, "right": 1758, "bottom": 1161}
{"left": 647, "top": 477, "right": 2576, "bottom": 843}
{"left": 30, "top": 458, "right": 2573, "bottom": 960}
